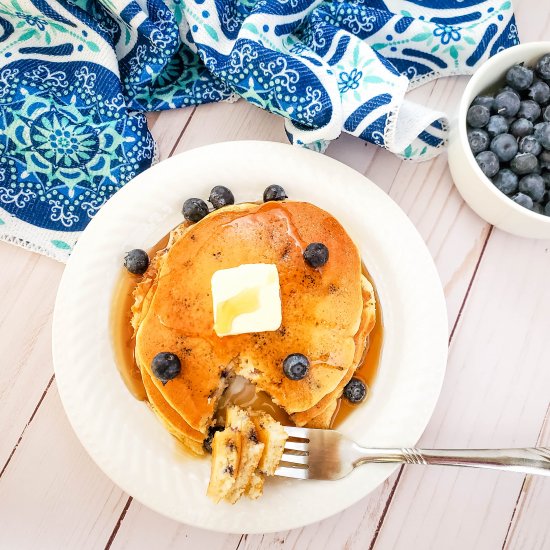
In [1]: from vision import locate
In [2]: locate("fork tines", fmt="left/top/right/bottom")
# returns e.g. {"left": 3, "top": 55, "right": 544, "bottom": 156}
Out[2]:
{"left": 275, "top": 426, "right": 311, "bottom": 479}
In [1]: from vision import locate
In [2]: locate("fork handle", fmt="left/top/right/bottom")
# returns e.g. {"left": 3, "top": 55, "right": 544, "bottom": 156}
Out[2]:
{"left": 353, "top": 447, "right": 550, "bottom": 476}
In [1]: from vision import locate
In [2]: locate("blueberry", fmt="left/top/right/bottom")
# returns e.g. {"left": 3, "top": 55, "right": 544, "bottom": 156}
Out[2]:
{"left": 183, "top": 198, "right": 209, "bottom": 222}
{"left": 528, "top": 80, "right": 550, "bottom": 104}
{"left": 542, "top": 170, "right": 550, "bottom": 188}
{"left": 544, "top": 106, "right": 550, "bottom": 122}
{"left": 343, "top": 378, "right": 367, "bottom": 403}
{"left": 534, "top": 121, "right": 550, "bottom": 149}
{"left": 283, "top": 353, "right": 309, "bottom": 380}
{"left": 510, "top": 118, "right": 534, "bottom": 138}
{"left": 208, "top": 186, "right": 234, "bottom": 209}
{"left": 263, "top": 184, "right": 287, "bottom": 202}
{"left": 486, "top": 115, "right": 510, "bottom": 137}
{"left": 303, "top": 242, "right": 329, "bottom": 268}
{"left": 510, "top": 153, "right": 538, "bottom": 175}
{"left": 517, "top": 100, "right": 541, "bottom": 122}
{"left": 151, "top": 352, "right": 181, "bottom": 384}
{"left": 536, "top": 53, "right": 550, "bottom": 80}
{"left": 490, "top": 133, "right": 518, "bottom": 162}
{"left": 475, "top": 151, "right": 500, "bottom": 178}
{"left": 472, "top": 95, "right": 495, "bottom": 110}
{"left": 203, "top": 425, "right": 224, "bottom": 453}
{"left": 519, "top": 135, "right": 542, "bottom": 156}
{"left": 467, "top": 128, "right": 490, "bottom": 154}
{"left": 545, "top": 202, "right": 550, "bottom": 216}
{"left": 511, "top": 192, "right": 534, "bottom": 210}
{"left": 494, "top": 90, "right": 521, "bottom": 118}
{"left": 492, "top": 169, "right": 518, "bottom": 195}
{"left": 466, "top": 104, "right": 490, "bottom": 128}
{"left": 124, "top": 249, "right": 149, "bottom": 275}
{"left": 532, "top": 202, "right": 544, "bottom": 215}
{"left": 506, "top": 64, "right": 534, "bottom": 91}
{"left": 519, "top": 174, "right": 545, "bottom": 202}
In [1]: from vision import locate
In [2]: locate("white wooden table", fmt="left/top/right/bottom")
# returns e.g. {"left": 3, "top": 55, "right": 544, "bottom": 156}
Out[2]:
{"left": 1, "top": 3, "right": 549, "bottom": 548}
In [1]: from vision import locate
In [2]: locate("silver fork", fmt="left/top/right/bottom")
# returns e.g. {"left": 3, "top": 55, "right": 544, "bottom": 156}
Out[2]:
{"left": 275, "top": 427, "right": 550, "bottom": 480}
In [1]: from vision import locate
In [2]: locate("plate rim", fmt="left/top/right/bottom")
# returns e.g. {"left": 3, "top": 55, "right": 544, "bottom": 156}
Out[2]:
{"left": 53, "top": 140, "right": 448, "bottom": 534}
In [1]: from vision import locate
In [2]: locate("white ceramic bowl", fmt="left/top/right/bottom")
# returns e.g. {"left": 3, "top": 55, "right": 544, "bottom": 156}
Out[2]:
{"left": 448, "top": 42, "right": 550, "bottom": 238}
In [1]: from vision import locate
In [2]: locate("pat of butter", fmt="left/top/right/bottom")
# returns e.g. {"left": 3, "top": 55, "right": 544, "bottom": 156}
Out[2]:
{"left": 211, "top": 264, "right": 282, "bottom": 337}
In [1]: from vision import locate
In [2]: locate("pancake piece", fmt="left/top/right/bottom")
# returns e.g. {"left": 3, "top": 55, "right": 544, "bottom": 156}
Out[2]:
{"left": 305, "top": 400, "right": 338, "bottom": 429}
{"left": 249, "top": 409, "right": 288, "bottom": 476}
{"left": 207, "top": 429, "right": 241, "bottom": 503}
{"left": 224, "top": 406, "right": 264, "bottom": 504}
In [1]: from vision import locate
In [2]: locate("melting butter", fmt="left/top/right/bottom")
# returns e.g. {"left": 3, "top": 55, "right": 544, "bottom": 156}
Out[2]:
{"left": 211, "top": 263, "right": 282, "bottom": 337}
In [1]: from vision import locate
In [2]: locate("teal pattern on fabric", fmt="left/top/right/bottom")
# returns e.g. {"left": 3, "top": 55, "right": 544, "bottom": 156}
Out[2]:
{"left": 0, "top": 0, "right": 518, "bottom": 261}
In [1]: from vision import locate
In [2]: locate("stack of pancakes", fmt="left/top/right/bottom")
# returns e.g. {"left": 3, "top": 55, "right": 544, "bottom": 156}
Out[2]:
{"left": 131, "top": 201, "right": 376, "bottom": 495}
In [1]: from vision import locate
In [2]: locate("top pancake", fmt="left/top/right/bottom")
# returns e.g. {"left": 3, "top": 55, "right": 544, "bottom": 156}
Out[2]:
{"left": 133, "top": 201, "right": 364, "bottom": 432}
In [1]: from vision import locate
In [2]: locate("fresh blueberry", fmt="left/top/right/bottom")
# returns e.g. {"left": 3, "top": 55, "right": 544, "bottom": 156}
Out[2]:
{"left": 467, "top": 128, "right": 490, "bottom": 154}
{"left": 486, "top": 115, "right": 510, "bottom": 138}
{"left": 519, "top": 174, "right": 545, "bottom": 202}
{"left": 494, "top": 90, "right": 521, "bottom": 118}
{"left": 519, "top": 135, "right": 542, "bottom": 156}
{"left": 545, "top": 202, "right": 550, "bottom": 216}
{"left": 511, "top": 192, "right": 534, "bottom": 210}
{"left": 343, "top": 378, "right": 367, "bottom": 404}
{"left": 510, "top": 118, "right": 534, "bottom": 138}
{"left": 506, "top": 64, "right": 534, "bottom": 91}
{"left": 492, "top": 169, "right": 518, "bottom": 195}
{"left": 510, "top": 153, "right": 538, "bottom": 175}
{"left": 532, "top": 202, "right": 544, "bottom": 215}
{"left": 203, "top": 425, "right": 224, "bottom": 453}
{"left": 517, "top": 100, "right": 541, "bottom": 122}
{"left": 151, "top": 352, "right": 181, "bottom": 384}
{"left": 543, "top": 106, "right": 550, "bottom": 122}
{"left": 263, "top": 184, "right": 287, "bottom": 202}
{"left": 303, "top": 242, "right": 329, "bottom": 268}
{"left": 534, "top": 121, "right": 550, "bottom": 149}
{"left": 528, "top": 79, "right": 550, "bottom": 104}
{"left": 208, "top": 186, "right": 234, "bottom": 209}
{"left": 490, "top": 133, "right": 518, "bottom": 162}
{"left": 472, "top": 95, "right": 495, "bottom": 110}
{"left": 475, "top": 151, "right": 500, "bottom": 178}
{"left": 541, "top": 170, "right": 550, "bottom": 188}
{"left": 466, "top": 104, "right": 490, "bottom": 128}
{"left": 124, "top": 249, "right": 149, "bottom": 275}
{"left": 536, "top": 53, "right": 550, "bottom": 80}
{"left": 283, "top": 353, "right": 309, "bottom": 380}
{"left": 183, "top": 198, "right": 209, "bottom": 222}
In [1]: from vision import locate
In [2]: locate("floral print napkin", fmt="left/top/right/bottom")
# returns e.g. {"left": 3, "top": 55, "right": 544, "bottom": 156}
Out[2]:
{"left": 0, "top": 0, "right": 518, "bottom": 261}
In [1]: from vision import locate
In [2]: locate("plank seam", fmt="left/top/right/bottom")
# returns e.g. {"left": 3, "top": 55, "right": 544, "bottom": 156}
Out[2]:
{"left": 168, "top": 107, "right": 197, "bottom": 158}
{"left": 104, "top": 496, "right": 133, "bottom": 550}
{"left": 0, "top": 373, "right": 55, "bottom": 479}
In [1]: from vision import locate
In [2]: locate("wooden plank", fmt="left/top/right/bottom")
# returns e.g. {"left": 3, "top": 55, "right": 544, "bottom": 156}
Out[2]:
{"left": 0, "top": 383, "right": 128, "bottom": 550}
{"left": 0, "top": 244, "right": 63, "bottom": 469}
{"left": 504, "top": 406, "right": 550, "bottom": 550}
{"left": 370, "top": 231, "right": 550, "bottom": 550}
{"left": 109, "top": 502, "right": 242, "bottom": 550}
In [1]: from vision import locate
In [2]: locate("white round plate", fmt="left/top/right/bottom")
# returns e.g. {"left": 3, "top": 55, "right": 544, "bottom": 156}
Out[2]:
{"left": 53, "top": 141, "right": 447, "bottom": 534}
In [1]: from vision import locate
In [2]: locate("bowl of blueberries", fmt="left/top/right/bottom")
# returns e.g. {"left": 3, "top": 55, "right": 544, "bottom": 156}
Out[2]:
{"left": 448, "top": 42, "right": 550, "bottom": 238}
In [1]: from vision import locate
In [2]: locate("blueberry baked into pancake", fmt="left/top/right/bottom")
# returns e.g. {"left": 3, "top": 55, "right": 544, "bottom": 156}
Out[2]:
{"left": 117, "top": 185, "right": 378, "bottom": 503}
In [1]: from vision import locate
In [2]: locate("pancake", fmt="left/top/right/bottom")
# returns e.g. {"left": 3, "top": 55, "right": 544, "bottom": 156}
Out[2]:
{"left": 207, "top": 428, "right": 241, "bottom": 503}
{"left": 293, "top": 276, "right": 376, "bottom": 426}
{"left": 133, "top": 201, "right": 365, "bottom": 434}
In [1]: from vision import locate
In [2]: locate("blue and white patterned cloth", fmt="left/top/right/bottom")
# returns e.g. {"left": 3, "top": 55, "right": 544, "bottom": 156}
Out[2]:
{"left": 0, "top": 0, "right": 518, "bottom": 260}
